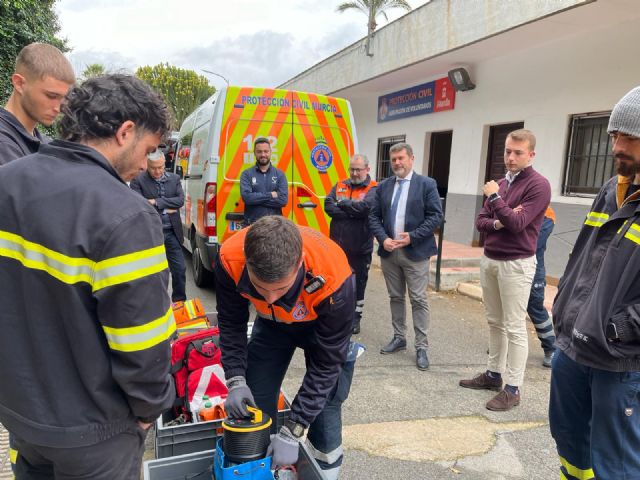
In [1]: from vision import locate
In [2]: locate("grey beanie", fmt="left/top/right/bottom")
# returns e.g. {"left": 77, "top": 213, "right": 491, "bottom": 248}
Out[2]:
{"left": 608, "top": 86, "right": 640, "bottom": 137}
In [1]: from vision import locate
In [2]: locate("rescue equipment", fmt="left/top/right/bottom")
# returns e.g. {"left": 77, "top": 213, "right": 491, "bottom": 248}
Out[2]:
{"left": 170, "top": 327, "right": 227, "bottom": 420}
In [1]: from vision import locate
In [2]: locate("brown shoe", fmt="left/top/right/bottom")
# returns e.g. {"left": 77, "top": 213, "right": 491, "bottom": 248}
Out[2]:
{"left": 459, "top": 372, "right": 502, "bottom": 391}
{"left": 486, "top": 389, "right": 520, "bottom": 411}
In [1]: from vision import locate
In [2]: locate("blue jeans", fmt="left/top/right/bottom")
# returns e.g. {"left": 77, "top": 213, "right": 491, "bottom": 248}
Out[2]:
{"left": 526, "top": 217, "right": 555, "bottom": 354}
{"left": 164, "top": 229, "right": 186, "bottom": 302}
{"left": 549, "top": 350, "right": 640, "bottom": 479}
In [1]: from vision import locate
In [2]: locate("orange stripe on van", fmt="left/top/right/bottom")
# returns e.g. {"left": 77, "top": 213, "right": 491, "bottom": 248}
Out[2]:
{"left": 307, "top": 93, "right": 348, "bottom": 181}
{"left": 291, "top": 138, "right": 329, "bottom": 233}
{"left": 292, "top": 105, "right": 333, "bottom": 196}
{"left": 217, "top": 93, "right": 272, "bottom": 217}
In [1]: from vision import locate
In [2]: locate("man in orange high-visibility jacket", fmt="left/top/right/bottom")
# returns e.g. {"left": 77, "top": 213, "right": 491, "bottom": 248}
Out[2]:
{"left": 215, "top": 216, "right": 355, "bottom": 475}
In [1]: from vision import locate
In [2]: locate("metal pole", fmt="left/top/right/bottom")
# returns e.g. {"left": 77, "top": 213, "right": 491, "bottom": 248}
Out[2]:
{"left": 201, "top": 69, "right": 230, "bottom": 87}
{"left": 435, "top": 197, "right": 446, "bottom": 292}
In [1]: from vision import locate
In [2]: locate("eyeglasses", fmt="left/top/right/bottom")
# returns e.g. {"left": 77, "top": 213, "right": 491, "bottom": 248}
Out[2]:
{"left": 349, "top": 167, "right": 367, "bottom": 173}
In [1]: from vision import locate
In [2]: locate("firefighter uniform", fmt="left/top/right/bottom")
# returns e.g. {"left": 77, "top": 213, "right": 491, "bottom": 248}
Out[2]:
{"left": 324, "top": 176, "right": 377, "bottom": 333}
{"left": 0, "top": 140, "right": 176, "bottom": 478}
{"left": 550, "top": 175, "right": 640, "bottom": 479}
{"left": 215, "top": 226, "right": 355, "bottom": 477}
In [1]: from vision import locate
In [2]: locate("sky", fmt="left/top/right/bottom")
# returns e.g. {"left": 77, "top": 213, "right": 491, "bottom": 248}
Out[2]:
{"left": 56, "top": 0, "right": 430, "bottom": 89}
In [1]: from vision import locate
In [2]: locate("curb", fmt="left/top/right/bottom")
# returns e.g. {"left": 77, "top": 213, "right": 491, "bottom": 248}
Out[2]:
{"left": 456, "top": 282, "right": 483, "bottom": 301}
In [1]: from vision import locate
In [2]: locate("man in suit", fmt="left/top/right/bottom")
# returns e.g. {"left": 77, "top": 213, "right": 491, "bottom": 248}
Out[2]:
{"left": 369, "top": 142, "right": 443, "bottom": 370}
{"left": 131, "top": 150, "right": 187, "bottom": 302}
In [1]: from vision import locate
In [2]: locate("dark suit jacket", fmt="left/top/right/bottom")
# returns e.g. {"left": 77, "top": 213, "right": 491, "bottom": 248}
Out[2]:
{"left": 369, "top": 172, "right": 443, "bottom": 261}
{"left": 130, "top": 171, "right": 185, "bottom": 244}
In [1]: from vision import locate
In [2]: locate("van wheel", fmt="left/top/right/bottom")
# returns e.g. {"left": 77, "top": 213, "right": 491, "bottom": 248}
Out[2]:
{"left": 192, "top": 245, "right": 213, "bottom": 287}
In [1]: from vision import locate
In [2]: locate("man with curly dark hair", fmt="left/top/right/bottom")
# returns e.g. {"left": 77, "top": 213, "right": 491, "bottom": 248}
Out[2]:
{"left": 0, "top": 74, "right": 175, "bottom": 478}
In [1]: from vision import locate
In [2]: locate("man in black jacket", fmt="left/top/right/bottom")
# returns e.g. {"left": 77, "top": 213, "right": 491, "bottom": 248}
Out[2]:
{"left": 325, "top": 153, "right": 377, "bottom": 334}
{"left": 131, "top": 150, "right": 187, "bottom": 302}
{"left": 240, "top": 137, "right": 288, "bottom": 224}
{"left": 0, "top": 42, "right": 74, "bottom": 165}
{"left": 550, "top": 86, "right": 640, "bottom": 479}
{"left": 0, "top": 75, "right": 175, "bottom": 479}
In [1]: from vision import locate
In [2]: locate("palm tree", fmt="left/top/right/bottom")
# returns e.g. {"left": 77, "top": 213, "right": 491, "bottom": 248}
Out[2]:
{"left": 336, "top": 0, "right": 412, "bottom": 56}
{"left": 81, "top": 63, "right": 105, "bottom": 80}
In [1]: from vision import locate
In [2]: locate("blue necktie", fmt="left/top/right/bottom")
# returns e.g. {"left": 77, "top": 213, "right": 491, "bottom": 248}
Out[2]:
{"left": 389, "top": 178, "right": 407, "bottom": 238}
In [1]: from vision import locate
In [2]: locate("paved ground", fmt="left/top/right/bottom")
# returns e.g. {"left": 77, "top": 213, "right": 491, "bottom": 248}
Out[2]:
{"left": 1, "top": 250, "right": 560, "bottom": 479}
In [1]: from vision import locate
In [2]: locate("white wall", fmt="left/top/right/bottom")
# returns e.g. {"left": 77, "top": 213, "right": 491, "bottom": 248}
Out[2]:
{"left": 347, "top": 18, "right": 640, "bottom": 205}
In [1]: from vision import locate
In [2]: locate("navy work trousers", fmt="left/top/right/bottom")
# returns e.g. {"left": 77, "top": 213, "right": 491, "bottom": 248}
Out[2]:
{"left": 345, "top": 252, "right": 372, "bottom": 326}
{"left": 164, "top": 229, "right": 186, "bottom": 302}
{"left": 526, "top": 216, "right": 556, "bottom": 354}
{"left": 549, "top": 350, "right": 640, "bottom": 479}
{"left": 13, "top": 424, "right": 148, "bottom": 479}
{"left": 245, "top": 318, "right": 355, "bottom": 478}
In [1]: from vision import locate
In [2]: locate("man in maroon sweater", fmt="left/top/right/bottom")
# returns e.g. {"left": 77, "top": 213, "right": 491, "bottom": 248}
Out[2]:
{"left": 460, "top": 129, "right": 551, "bottom": 411}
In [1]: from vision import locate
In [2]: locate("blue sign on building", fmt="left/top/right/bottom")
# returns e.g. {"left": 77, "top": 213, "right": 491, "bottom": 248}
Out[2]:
{"left": 377, "top": 78, "right": 455, "bottom": 123}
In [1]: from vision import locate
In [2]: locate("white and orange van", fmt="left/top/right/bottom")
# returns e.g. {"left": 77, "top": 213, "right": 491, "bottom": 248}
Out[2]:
{"left": 173, "top": 86, "right": 359, "bottom": 286}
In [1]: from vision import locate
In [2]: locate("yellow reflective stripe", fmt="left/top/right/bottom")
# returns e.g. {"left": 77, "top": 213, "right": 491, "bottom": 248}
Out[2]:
{"left": 624, "top": 225, "right": 640, "bottom": 245}
{"left": 0, "top": 231, "right": 168, "bottom": 291}
{"left": 93, "top": 245, "right": 168, "bottom": 291}
{"left": 0, "top": 231, "right": 94, "bottom": 284}
{"left": 103, "top": 308, "right": 176, "bottom": 352}
{"left": 584, "top": 211, "right": 609, "bottom": 227}
{"left": 560, "top": 471, "right": 568, "bottom": 480}
{"left": 559, "top": 456, "right": 594, "bottom": 480}
{"left": 9, "top": 447, "right": 17, "bottom": 464}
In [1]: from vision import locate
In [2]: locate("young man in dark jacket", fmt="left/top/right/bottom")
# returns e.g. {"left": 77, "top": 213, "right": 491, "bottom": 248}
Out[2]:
{"left": 549, "top": 86, "right": 640, "bottom": 479}
{"left": 0, "top": 42, "right": 74, "bottom": 165}
{"left": 325, "top": 153, "right": 377, "bottom": 334}
{"left": 460, "top": 129, "right": 551, "bottom": 412}
{"left": 0, "top": 75, "right": 175, "bottom": 479}
{"left": 215, "top": 216, "right": 355, "bottom": 476}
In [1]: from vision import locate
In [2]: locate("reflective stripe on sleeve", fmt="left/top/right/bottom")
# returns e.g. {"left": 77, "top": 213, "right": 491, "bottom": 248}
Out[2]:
{"left": 103, "top": 308, "right": 176, "bottom": 352}
{"left": 559, "top": 456, "right": 594, "bottom": 480}
{"left": 0, "top": 230, "right": 167, "bottom": 291}
{"left": 583, "top": 211, "right": 609, "bottom": 228}
{"left": 93, "top": 245, "right": 168, "bottom": 291}
{"left": 624, "top": 223, "right": 640, "bottom": 245}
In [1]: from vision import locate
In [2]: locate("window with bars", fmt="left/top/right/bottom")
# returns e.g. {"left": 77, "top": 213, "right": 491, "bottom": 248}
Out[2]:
{"left": 564, "top": 113, "right": 614, "bottom": 196}
{"left": 376, "top": 135, "right": 406, "bottom": 180}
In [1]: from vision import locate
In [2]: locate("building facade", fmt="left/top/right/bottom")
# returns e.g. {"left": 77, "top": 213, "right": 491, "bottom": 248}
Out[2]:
{"left": 280, "top": 0, "right": 640, "bottom": 278}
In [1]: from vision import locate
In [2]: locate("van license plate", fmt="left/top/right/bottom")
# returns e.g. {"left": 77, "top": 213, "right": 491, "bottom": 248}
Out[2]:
{"left": 229, "top": 221, "right": 243, "bottom": 231}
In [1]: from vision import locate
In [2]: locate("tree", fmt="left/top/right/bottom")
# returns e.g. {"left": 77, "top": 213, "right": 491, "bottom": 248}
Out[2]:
{"left": 136, "top": 63, "right": 216, "bottom": 129}
{"left": 0, "top": 0, "right": 69, "bottom": 103}
{"left": 336, "top": 0, "right": 412, "bottom": 56}
{"left": 81, "top": 63, "right": 105, "bottom": 81}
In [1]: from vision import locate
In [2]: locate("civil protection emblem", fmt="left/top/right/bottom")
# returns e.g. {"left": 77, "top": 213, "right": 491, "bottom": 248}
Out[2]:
{"left": 292, "top": 301, "right": 309, "bottom": 320}
{"left": 310, "top": 140, "right": 333, "bottom": 173}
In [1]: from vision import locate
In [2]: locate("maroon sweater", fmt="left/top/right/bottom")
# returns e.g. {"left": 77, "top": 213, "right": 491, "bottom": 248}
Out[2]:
{"left": 476, "top": 166, "right": 551, "bottom": 261}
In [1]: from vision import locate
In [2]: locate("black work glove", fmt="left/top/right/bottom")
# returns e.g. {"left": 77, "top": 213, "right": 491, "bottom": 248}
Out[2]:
{"left": 224, "top": 376, "right": 256, "bottom": 418}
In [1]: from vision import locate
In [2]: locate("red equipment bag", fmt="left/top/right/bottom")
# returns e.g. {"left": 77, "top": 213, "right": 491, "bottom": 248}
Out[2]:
{"left": 170, "top": 327, "right": 227, "bottom": 420}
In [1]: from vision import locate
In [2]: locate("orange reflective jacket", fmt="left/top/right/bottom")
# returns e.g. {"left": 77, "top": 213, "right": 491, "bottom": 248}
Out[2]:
{"left": 218, "top": 226, "right": 352, "bottom": 323}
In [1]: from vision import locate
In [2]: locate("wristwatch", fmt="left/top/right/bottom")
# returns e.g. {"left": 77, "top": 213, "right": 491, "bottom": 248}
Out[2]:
{"left": 285, "top": 419, "right": 306, "bottom": 438}
{"left": 488, "top": 192, "right": 500, "bottom": 202}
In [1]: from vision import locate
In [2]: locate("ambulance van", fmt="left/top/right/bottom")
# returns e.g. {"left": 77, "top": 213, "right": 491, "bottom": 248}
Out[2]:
{"left": 173, "top": 86, "right": 359, "bottom": 286}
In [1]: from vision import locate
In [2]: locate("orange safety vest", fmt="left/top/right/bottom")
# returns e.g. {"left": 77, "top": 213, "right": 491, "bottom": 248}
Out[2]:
{"left": 218, "top": 226, "right": 352, "bottom": 323}
{"left": 335, "top": 178, "right": 377, "bottom": 201}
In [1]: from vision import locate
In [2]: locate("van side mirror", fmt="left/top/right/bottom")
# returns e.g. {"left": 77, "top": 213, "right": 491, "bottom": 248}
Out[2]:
{"left": 176, "top": 165, "right": 184, "bottom": 178}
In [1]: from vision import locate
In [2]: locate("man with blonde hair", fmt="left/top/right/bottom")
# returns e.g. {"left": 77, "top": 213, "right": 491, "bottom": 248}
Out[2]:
{"left": 460, "top": 129, "right": 551, "bottom": 411}
{"left": 0, "top": 42, "right": 75, "bottom": 165}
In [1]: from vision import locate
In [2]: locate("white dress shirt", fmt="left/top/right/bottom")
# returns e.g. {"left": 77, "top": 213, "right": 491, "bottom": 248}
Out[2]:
{"left": 392, "top": 170, "right": 413, "bottom": 239}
